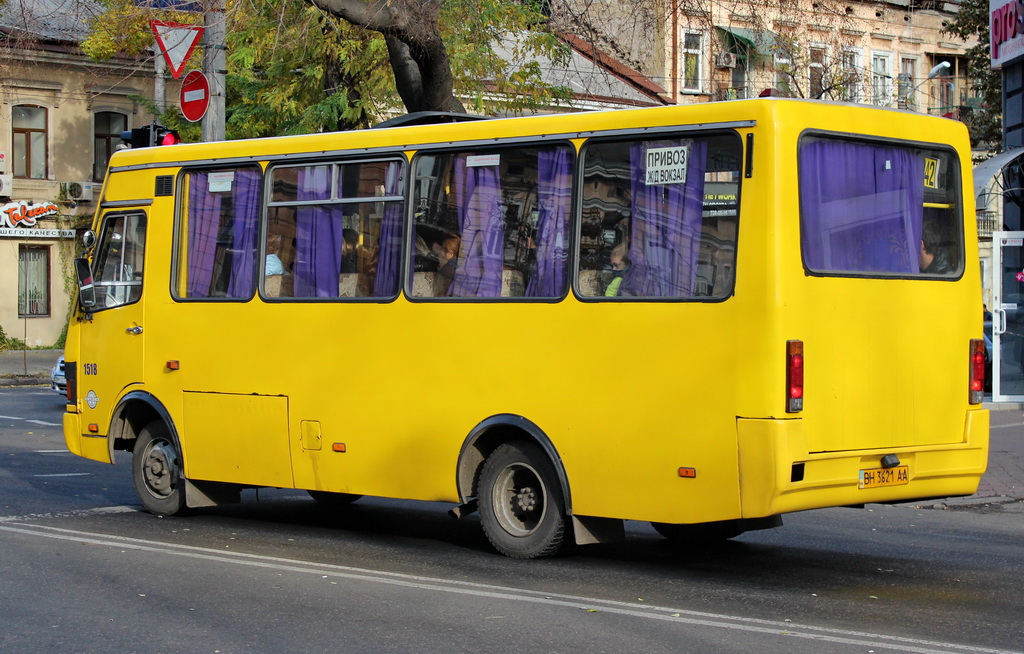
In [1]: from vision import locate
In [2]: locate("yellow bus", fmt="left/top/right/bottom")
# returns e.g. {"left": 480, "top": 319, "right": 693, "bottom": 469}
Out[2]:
{"left": 63, "top": 99, "right": 989, "bottom": 558}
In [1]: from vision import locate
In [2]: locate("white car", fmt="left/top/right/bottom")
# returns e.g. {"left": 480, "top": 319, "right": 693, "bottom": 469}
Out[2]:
{"left": 51, "top": 355, "right": 66, "bottom": 395}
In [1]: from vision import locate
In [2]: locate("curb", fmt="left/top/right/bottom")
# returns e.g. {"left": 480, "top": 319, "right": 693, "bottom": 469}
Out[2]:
{"left": 0, "top": 376, "right": 50, "bottom": 387}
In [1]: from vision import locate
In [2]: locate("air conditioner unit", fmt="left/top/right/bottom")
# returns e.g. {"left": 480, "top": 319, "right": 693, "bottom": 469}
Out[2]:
{"left": 60, "top": 181, "right": 95, "bottom": 203}
{"left": 0, "top": 174, "right": 12, "bottom": 198}
{"left": 715, "top": 53, "right": 738, "bottom": 69}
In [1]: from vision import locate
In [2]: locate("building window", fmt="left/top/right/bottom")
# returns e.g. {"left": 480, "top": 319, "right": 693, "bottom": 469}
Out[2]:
{"left": 809, "top": 46, "right": 826, "bottom": 98}
{"left": 18, "top": 245, "right": 50, "bottom": 317}
{"left": 12, "top": 105, "right": 48, "bottom": 179}
{"left": 94, "top": 112, "right": 128, "bottom": 182}
{"left": 871, "top": 52, "right": 893, "bottom": 106}
{"left": 841, "top": 50, "right": 861, "bottom": 102}
{"left": 682, "top": 32, "right": 703, "bottom": 92}
{"left": 897, "top": 57, "right": 917, "bottom": 109}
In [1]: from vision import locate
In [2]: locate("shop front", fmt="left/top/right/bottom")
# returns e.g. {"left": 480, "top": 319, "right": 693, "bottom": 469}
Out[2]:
{"left": 0, "top": 198, "right": 76, "bottom": 348}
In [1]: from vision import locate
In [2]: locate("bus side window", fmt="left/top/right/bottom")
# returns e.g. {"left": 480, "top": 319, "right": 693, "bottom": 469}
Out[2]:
{"left": 177, "top": 166, "right": 262, "bottom": 300}
{"left": 577, "top": 134, "right": 741, "bottom": 300}
{"left": 91, "top": 212, "right": 146, "bottom": 310}
{"left": 410, "top": 145, "right": 573, "bottom": 299}
{"left": 264, "top": 160, "right": 404, "bottom": 300}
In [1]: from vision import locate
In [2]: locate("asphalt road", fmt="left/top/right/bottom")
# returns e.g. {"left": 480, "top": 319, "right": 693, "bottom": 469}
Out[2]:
{"left": 1, "top": 387, "right": 1022, "bottom": 654}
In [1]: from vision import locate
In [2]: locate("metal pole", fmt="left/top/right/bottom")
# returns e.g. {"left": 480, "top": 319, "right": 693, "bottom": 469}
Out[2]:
{"left": 202, "top": 0, "right": 227, "bottom": 143}
{"left": 154, "top": 54, "right": 166, "bottom": 114}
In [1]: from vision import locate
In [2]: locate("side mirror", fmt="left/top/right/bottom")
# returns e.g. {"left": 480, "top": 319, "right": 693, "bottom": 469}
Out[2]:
{"left": 74, "top": 258, "right": 96, "bottom": 308}
{"left": 82, "top": 230, "right": 96, "bottom": 249}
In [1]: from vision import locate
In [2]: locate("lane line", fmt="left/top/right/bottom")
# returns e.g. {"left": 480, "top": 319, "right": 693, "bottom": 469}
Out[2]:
{"left": 34, "top": 449, "right": 70, "bottom": 454}
{"left": 33, "top": 472, "right": 91, "bottom": 478}
{"left": 26, "top": 419, "right": 60, "bottom": 426}
{"left": 990, "top": 421, "right": 1024, "bottom": 430}
{"left": 0, "top": 519, "right": 1015, "bottom": 654}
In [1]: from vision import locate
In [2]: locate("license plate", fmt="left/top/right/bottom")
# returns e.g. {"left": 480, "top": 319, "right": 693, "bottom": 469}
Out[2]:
{"left": 859, "top": 465, "right": 909, "bottom": 489}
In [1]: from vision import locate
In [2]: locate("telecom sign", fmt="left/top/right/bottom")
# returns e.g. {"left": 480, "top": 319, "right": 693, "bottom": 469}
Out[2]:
{"left": 991, "top": 0, "right": 1024, "bottom": 69}
{"left": 180, "top": 70, "right": 210, "bottom": 123}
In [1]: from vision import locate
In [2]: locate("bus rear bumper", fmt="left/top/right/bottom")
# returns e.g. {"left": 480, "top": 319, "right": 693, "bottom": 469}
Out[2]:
{"left": 736, "top": 409, "right": 990, "bottom": 517}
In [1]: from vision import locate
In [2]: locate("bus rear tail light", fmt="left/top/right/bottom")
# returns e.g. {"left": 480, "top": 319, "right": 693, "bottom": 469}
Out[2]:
{"left": 786, "top": 340, "right": 804, "bottom": 413}
{"left": 969, "top": 339, "right": 985, "bottom": 404}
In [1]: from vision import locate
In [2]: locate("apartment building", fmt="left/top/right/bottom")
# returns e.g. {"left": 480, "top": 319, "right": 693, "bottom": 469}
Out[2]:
{"left": 552, "top": 0, "right": 977, "bottom": 115}
{"left": 1, "top": 0, "right": 157, "bottom": 346}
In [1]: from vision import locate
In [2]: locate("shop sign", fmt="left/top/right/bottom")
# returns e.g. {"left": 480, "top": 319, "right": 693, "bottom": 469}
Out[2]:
{"left": 0, "top": 200, "right": 73, "bottom": 238}
{"left": 991, "top": 0, "right": 1024, "bottom": 69}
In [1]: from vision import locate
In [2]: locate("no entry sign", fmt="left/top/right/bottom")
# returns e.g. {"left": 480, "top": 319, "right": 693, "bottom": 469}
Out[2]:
{"left": 180, "top": 70, "right": 210, "bottom": 123}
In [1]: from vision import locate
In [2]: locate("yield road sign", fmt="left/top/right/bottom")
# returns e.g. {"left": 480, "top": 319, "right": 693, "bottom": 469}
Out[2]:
{"left": 150, "top": 21, "right": 203, "bottom": 80}
{"left": 180, "top": 70, "right": 210, "bottom": 123}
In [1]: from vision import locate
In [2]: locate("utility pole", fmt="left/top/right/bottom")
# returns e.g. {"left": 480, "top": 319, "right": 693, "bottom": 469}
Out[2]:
{"left": 202, "top": 0, "right": 227, "bottom": 143}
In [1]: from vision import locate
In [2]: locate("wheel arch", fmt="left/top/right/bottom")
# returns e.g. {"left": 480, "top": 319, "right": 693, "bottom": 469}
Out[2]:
{"left": 109, "top": 390, "right": 179, "bottom": 461}
{"left": 455, "top": 414, "right": 572, "bottom": 515}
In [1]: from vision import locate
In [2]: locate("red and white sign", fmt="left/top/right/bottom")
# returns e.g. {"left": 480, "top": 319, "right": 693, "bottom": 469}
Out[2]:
{"left": 1, "top": 201, "right": 59, "bottom": 228}
{"left": 180, "top": 70, "right": 211, "bottom": 123}
{"left": 150, "top": 21, "right": 204, "bottom": 79}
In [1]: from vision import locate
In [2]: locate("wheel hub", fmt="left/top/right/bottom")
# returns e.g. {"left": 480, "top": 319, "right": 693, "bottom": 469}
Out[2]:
{"left": 142, "top": 441, "right": 176, "bottom": 497}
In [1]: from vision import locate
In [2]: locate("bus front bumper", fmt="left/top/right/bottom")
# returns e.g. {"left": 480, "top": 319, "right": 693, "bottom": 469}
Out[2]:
{"left": 63, "top": 411, "right": 112, "bottom": 464}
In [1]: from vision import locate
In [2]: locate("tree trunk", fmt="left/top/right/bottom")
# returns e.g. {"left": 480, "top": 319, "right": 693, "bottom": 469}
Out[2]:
{"left": 306, "top": 0, "right": 466, "bottom": 113}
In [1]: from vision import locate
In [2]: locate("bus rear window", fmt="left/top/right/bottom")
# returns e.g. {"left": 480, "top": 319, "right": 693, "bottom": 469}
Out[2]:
{"left": 798, "top": 136, "right": 962, "bottom": 277}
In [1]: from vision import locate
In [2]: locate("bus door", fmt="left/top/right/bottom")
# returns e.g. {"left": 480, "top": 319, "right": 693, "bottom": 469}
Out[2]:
{"left": 78, "top": 210, "right": 148, "bottom": 442}
{"left": 992, "top": 231, "right": 1024, "bottom": 402}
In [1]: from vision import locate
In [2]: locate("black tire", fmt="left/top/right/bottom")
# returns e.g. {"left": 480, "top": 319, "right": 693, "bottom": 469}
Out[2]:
{"left": 307, "top": 490, "right": 363, "bottom": 508}
{"left": 651, "top": 520, "right": 743, "bottom": 543}
{"left": 132, "top": 420, "right": 189, "bottom": 516}
{"left": 478, "top": 441, "right": 567, "bottom": 559}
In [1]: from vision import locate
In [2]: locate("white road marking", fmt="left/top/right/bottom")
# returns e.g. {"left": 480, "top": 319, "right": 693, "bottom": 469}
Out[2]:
{"left": 34, "top": 449, "right": 70, "bottom": 454}
{"left": 0, "top": 519, "right": 1014, "bottom": 654}
{"left": 33, "top": 472, "right": 91, "bottom": 478}
{"left": 0, "top": 505, "right": 136, "bottom": 523}
{"left": 26, "top": 419, "right": 60, "bottom": 426}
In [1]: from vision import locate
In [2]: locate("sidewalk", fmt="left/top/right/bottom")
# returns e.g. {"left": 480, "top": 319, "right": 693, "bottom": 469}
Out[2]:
{"left": 0, "top": 348, "right": 60, "bottom": 385}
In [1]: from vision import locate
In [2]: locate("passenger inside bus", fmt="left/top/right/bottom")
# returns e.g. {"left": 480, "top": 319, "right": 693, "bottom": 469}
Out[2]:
{"left": 605, "top": 242, "right": 631, "bottom": 297}
{"left": 920, "top": 218, "right": 954, "bottom": 275}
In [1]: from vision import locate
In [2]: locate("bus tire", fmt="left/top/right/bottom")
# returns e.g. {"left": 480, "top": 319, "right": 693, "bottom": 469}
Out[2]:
{"left": 651, "top": 520, "right": 743, "bottom": 543}
{"left": 132, "top": 420, "right": 188, "bottom": 516}
{"left": 478, "top": 441, "right": 567, "bottom": 559}
{"left": 308, "top": 490, "right": 363, "bottom": 508}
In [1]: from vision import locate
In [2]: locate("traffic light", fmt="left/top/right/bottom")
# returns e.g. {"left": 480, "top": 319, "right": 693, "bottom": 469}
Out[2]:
{"left": 119, "top": 123, "right": 181, "bottom": 148}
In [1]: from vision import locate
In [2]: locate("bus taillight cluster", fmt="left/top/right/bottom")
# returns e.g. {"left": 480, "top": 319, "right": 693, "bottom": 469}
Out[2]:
{"left": 786, "top": 340, "right": 804, "bottom": 413}
{"left": 969, "top": 339, "right": 986, "bottom": 405}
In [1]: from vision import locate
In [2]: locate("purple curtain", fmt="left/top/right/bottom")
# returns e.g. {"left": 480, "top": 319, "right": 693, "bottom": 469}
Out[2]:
{"left": 186, "top": 173, "right": 222, "bottom": 297}
{"left": 373, "top": 161, "right": 403, "bottom": 297}
{"left": 526, "top": 148, "right": 572, "bottom": 297}
{"left": 449, "top": 156, "right": 504, "bottom": 297}
{"left": 226, "top": 168, "right": 262, "bottom": 298}
{"left": 621, "top": 139, "right": 707, "bottom": 297}
{"left": 800, "top": 140, "right": 924, "bottom": 273}
{"left": 294, "top": 166, "right": 345, "bottom": 297}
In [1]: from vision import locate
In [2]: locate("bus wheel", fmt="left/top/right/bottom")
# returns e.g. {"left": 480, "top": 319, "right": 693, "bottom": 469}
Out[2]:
{"left": 307, "top": 490, "right": 363, "bottom": 508}
{"left": 132, "top": 420, "right": 188, "bottom": 516}
{"left": 651, "top": 520, "right": 743, "bottom": 543}
{"left": 478, "top": 441, "right": 567, "bottom": 559}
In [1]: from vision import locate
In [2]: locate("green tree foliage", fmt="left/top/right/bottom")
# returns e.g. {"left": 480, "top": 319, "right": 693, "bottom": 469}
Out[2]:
{"left": 81, "top": 0, "right": 571, "bottom": 138}
{"left": 944, "top": 0, "right": 1003, "bottom": 150}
